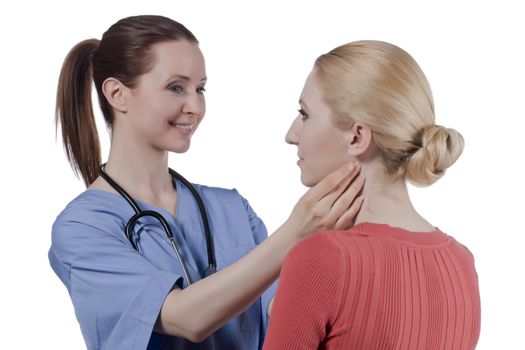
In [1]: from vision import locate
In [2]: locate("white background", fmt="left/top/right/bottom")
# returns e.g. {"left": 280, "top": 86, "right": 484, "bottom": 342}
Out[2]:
{"left": 1, "top": 0, "right": 523, "bottom": 348}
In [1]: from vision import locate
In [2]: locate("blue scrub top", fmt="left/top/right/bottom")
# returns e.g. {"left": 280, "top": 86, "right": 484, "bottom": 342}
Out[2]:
{"left": 49, "top": 179, "right": 277, "bottom": 350}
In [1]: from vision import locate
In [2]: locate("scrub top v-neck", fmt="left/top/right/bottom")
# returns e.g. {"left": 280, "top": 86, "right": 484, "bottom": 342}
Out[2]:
{"left": 49, "top": 179, "right": 276, "bottom": 350}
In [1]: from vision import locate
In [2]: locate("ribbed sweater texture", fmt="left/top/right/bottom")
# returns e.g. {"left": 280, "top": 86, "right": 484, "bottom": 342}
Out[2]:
{"left": 263, "top": 222, "right": 480, "bottom": 350}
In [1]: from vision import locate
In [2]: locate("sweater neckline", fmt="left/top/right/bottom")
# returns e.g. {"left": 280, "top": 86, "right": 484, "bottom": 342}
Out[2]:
{"left": 351, "top": 222, "right": 453, "bottom": 247}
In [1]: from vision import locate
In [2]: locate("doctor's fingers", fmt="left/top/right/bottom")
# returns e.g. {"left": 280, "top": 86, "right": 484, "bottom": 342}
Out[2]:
{"left": 302, "top": 166, "right": 362, "bottom": 231}
{"left": 320, "top": 174, "right": 365, "bottom": 228}
{"left": 304, "top": 162, "right": 361, "bottom": 204}
{"left": 316, "top": 166, "right": 363, "bottom": 210}
{"left": 334, "top": 194, "right": 364, "bottom": 231}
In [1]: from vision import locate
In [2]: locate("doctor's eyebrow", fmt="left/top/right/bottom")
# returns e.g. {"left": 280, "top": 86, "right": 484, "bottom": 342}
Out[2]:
{"left": 166, "top": 75, "right": 207, "bottom": 83}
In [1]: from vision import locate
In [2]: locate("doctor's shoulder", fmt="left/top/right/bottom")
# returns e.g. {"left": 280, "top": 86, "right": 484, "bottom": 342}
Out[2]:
{"left": 191, "top": 183, "right": 259, "bottom": 215}
{"left": 51, "top": 189, "right": 130, "bottom": 247}
{"left": 191, "top": 183, "right": 267, "bottom": 239}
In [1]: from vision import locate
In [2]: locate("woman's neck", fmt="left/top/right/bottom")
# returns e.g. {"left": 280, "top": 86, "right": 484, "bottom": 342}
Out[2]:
{"left": 90, "top": 128, "right": 176, "bottom": 207}
{"left": 354, "top": 161, "right": 435, "bottom": 232}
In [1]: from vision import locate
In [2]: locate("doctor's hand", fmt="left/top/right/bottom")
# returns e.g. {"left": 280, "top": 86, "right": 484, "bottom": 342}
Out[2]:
{"left": 284, "top": 162, "right": 364, "bottom": 240}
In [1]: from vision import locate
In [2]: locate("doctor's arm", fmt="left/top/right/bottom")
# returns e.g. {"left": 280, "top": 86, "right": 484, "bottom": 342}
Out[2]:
{"left": 154, "top": 162, "right": 363, "bottom": 342}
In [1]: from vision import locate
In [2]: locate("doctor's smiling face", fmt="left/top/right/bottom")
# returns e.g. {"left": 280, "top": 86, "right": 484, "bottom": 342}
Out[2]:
{"left": 285, "top": 70, "right": 352, "bottom": 187}
{"left": 122, "top": 40, "right": 207, "bottom": 154}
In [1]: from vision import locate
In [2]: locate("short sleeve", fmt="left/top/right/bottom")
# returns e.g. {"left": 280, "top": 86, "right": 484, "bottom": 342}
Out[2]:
{"left": 238, "top": 192, "right": 277, "bottom": 337}
{"left": 262, "top": 233, "right": 344, "bottom": 350}
{"left": 50, "top": 216, "right": 182, "bottom": 350}
{"left": 237, "top": 190, "right": 268, "bottom": 245}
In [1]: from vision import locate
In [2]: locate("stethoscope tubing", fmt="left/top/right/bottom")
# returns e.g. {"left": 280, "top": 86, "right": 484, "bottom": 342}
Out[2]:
{"left": 125, "top": 209, "right": 194, "bottom": 284}
{"left": 98, "top": 164, "right": 216, "bottom": 286}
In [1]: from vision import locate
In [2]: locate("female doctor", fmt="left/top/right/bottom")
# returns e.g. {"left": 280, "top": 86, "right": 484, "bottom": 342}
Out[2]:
{"left": 49, "top": 15, "right": 364, "bottom": 350}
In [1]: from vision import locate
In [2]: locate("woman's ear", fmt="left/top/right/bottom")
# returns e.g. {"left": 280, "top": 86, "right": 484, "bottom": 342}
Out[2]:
{"left": 346, "top": 123, "right": 373, "bottom": 156}
{"left": 101, "top": 78, "right": 128, "bottom": 113}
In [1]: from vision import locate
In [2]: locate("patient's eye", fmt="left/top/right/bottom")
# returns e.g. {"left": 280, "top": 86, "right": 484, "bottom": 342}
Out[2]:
{"left": 298, "top": 108, "right": 309, "bottom": 121}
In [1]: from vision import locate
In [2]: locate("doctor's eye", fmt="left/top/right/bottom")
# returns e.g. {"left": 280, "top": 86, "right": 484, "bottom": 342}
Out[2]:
{"left": 197, "top": 86, "right": 206, "bottom": 95}
{"left": 168, "top": 85, "right": 184, "bottom": 94}
{"left": 298, "top": 108, "right": 309, "bottom": 121}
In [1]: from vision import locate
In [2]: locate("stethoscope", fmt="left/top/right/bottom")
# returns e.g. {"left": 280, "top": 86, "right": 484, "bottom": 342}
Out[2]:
{"left": 98, "top": 164, "right": 216, "bottom": 285}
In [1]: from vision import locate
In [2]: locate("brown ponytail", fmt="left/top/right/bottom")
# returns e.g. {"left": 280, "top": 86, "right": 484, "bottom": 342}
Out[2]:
{"left": 54, "top": 15, "right": 198, "bottom": 187}
{"left": 55, "top": 39, "right": 101, "bottom": 187}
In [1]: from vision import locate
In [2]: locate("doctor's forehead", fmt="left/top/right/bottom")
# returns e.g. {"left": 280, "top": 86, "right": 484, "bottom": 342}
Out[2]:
{"left": 148, "top": 41, "right": 206, "bottom": 80}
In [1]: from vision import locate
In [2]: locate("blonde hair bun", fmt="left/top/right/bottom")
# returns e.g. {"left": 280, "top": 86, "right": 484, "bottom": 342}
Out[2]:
{"left": 314, "top": 40, "right": 465, "bottom": 186}
{"left": 406, "top": 125, "right": 464, "bottom": 186}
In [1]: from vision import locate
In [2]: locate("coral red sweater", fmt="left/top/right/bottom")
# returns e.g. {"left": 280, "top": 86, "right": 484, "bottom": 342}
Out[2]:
{"left": 263, "top": 222, "right": 480, "bottom": 350}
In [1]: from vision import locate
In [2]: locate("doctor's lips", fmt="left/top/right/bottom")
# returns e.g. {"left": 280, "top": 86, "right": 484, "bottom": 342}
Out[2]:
{"left": 169, "top": 121, "right": 196, "bottom": 135}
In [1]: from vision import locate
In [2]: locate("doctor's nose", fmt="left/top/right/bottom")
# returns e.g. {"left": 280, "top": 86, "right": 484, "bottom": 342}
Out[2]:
{"left": 285, "top": 116, "right": 301, "bottom": 145}
{"left": 182, "top": 93, "right": 205, "bottom": 116}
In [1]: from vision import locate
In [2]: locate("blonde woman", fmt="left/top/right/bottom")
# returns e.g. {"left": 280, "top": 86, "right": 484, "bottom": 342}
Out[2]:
{"left": 263, "top": 41, "right": 480, "bottom": 350}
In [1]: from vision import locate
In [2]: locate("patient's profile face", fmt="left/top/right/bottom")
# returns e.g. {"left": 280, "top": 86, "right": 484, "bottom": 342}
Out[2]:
{"left": 285, "top": 70, "right": 352, "bottom": 187}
